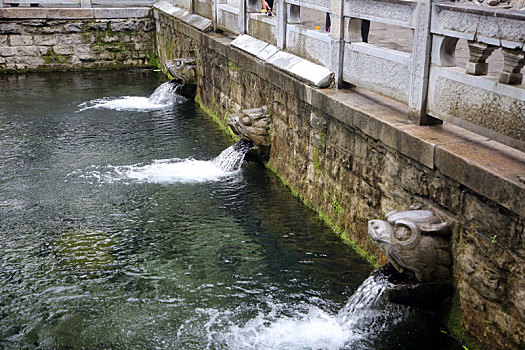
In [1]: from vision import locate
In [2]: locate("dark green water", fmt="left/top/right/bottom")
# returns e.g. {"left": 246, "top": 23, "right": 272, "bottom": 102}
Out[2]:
{"left": 0, "top": 70, "right": 462, "bottom": 349}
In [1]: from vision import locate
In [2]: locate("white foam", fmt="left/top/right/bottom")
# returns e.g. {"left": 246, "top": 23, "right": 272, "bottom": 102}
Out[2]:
{"left": 77, "top": 81, "right": 186, "bottom": 112}
{"left": 121, "top": 158, "right": 236, "bottom": 184}
{"left": 66, "top": 158, "right": 239, "bottom": 185}
{"left": 77, "top": 96, "right": 174, "bottom": 112}
{"left": 222, "top": 306, "right": 356, "bottom": 350}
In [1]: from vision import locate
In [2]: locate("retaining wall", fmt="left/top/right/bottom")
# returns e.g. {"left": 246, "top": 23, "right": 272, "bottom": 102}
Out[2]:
{"left": 0, "top": 8, "right": 155, "bottom": 72}
{"left": 154, "top": 6, "right": 524, "bottom": 350}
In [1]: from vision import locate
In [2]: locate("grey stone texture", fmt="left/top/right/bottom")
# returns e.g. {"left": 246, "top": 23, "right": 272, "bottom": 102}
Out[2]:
{"left": 154, "top": 7, "right": 525, "bottom": 349}
{"left": 0, "top": 17, "right": 155, "bottom": 72}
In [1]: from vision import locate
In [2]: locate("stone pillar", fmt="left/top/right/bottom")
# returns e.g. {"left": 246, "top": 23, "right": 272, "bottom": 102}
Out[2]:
{"left": 277, "top": 0, "right": 287, "bottom": 49}
{"left": 408, "top": 0, "right": 440, "bottom": 125}
{"left": 499, "top": 48, "right": 525, "bottom": 84}
{"left": 239, "top": 0, "right": 247, "bottom": 33}
{"left": 330, "top": 0, "right": 345, "bottom": 88}
{"left": 287, "top": 4, "right": 301, "bottom": 24}
{"left": 80, "top": 0, "right": 92, "bottom": 8}
{"left": 465, "top": 41, "right": 497, "bottom": 75}
{"left": 212, "top": 0, "right": 217, "bottom": 31}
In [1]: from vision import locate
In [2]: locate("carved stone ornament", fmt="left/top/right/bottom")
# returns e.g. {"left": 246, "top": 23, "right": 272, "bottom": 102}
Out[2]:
{"left": 227, "top": 106, "right": 271, "bottom": 147}
{"left": 368, "top": 209, "right": 452, "bottom": 283}
{"left": 165, "top": 59, "right": 197, "bottom": 85}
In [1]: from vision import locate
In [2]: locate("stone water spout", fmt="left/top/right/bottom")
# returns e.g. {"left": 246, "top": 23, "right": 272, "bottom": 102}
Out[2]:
{"left": 165, "top": 59, "right": 197, "bottom": 98}
{"left": 227, "top": 106, "right": 271, "bottom": 147}
{"left": 368, "top": 208, "right": 452, "bottom": 283}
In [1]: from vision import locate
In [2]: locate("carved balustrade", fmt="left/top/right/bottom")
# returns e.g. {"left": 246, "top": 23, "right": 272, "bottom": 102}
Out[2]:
{"left": 429, "top": 2, "right": 525, "bottom": 151}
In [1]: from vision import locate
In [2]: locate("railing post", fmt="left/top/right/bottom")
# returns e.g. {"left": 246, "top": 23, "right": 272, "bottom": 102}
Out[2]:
{"left": 239, "top": 0, "right": 247, "bottom": 34}
{"left": 277, "top": 0, "right": 287, "bottom": 49}
{"left": 212, "top": 0, "right": 218, "bottom": 31}
{"left": 81, "top": 0, "right": 92, "bottom": 8}
{"left": 408, "top": 0, "right": 439, "bottom": 125}
{"left": 330, "top": 0, "right": 345, "bottom": 88}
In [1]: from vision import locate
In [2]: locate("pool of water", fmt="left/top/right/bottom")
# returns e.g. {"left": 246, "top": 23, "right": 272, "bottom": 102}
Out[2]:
{"left": 0, "top": 70, "right": 462, "bottom": 349}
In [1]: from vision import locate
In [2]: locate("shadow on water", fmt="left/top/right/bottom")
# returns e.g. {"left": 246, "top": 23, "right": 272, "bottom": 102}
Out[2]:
{"left": 0, "top": 70, "right": 463, "bottom": 349}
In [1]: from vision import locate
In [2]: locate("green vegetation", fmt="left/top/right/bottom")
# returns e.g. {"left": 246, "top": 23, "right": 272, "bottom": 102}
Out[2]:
{"left": 148, "top": 51, "right": 161, "bottom": 69}
{"left": 313, "top": 146, "right": 325, "bottom": 173}
{"left": 441, "top": 295, "right": 482, "bottom": 350}
{"left": 195, "top": 94, "right": 239, "bottom": 141}
{"left": 228, "top": 61, "right": 241, "bottom": 72}
{"left": 265, "top": 161, "right": 378, "bottom": 267}
{"left": 42, "top": 47, "right": 70, "bottom": 64}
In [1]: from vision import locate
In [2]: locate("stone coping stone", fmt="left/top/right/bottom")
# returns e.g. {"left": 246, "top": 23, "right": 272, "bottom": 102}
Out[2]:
{"left": 153, "top": 0, "right": 211, "bottom": 32}
{"left": 265, "top": 50, "right": 332, "bottom": 88}
{"left": 0, "top": 7, "right": 151, "bottom": 19}
{"left": 230, "top": 34, "right": 278, "bottom": 61}
{"left": 434, "top": 1, "right": 525, "bottom": 20}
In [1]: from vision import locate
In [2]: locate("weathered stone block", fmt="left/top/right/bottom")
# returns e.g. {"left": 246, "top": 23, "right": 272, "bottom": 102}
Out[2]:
{"left": 0, "top": 23, "right": 21, "bottom": 34}
{"left": 9, "top": 34, "right": 33, "bottom": 46}
{"left": 0, "top": 47, "right": 16, "bottom": 57}
{"left": 4, "top": 8, "right": 46, "bottom": 19}
{"left": 111, "top": 20, "right": 136, "bottom": 32}
{"left": 64, "top": 23, "right": 84, "bottom": 33}
{"left": 32, "top": 34, "right": 57, "bottom": 46}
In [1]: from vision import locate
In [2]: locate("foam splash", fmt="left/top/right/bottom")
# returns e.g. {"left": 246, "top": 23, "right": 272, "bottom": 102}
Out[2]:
{"left": 77, "top": 81, "right": 185, "bottom": 112}
{"left": 221, "top": 305, "right": 355, "bottom": 350}
{"left": 67, "top": 142, "right": 252, "bottom": 185}
{"left": 66, "top": 157, "right": 239, "bottom": 185}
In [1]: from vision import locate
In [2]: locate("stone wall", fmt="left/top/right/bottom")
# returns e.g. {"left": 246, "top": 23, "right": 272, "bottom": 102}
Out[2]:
{"left": 155, "top": 8, "right": 524, "bottom": 350}
{"left": 0, "top": 9, "right": 155, "bottom": 72}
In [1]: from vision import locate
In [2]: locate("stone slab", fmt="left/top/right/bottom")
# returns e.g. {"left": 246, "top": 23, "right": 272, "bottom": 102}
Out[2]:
{"left": 93, "top": 8, "right": 151, "bottom": 19}
{"left": 46, "top": 8, "right": 94, "bottom": 19}
{"left": 230, "top": 34, "right": 271, "bottom": 58}
{"left": 3, "top": 8, "right": 47, "bottom": 19}
{"left": 266, "top": 50, "right": 332, "bottom": 88}
{"left": 257, "top": 43, "right": 278, "bottom": 60}
{"left": 436, "top": 139, "right": 525, "bottom": 218}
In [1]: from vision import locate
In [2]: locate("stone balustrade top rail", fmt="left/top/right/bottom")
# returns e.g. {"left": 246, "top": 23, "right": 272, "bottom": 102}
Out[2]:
{"left": 0, "top": 0, "right": 157, "bottom": 7}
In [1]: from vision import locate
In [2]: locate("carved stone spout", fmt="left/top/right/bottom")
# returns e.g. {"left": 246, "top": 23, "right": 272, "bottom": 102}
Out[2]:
{"left": 368, "top": 209, "right": 452, "bottom": 283}
{"left": 165, "top": 59, "right": 197, "bottom": 98}
{"left": 166, "top": 59, "right": 196, "bottom": 85}
{"left": 227, "top": 106, "right": 271, "bottom": 147}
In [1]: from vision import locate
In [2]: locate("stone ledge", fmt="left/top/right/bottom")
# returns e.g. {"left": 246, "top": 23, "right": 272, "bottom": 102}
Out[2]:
{"left": 0, "top": 7, "right": 151, "bottom": 19}
{"left": 153, "top": 1, "right": 211, "bottom": 32}
{"left": 266, "top": 51, "right": 332, "bottom": 88}
{"left": 436, "top": 139, "right": 525, "bottom": 218}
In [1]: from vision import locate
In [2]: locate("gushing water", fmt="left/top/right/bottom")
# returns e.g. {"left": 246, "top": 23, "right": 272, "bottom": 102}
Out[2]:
{"left": 67, "top": 140, "right": 254, "bottom": 184}
{"left": 213, "top": 273, "right": 403, "bottom": 349}
{"left": 148, "top": 81, "right": 182, "bottom": 104}
{"left": 213, "top": 139, "right": 253, "bottom": 172}
{"left": 77, "top": 81, "right": 185, "bottom": 111}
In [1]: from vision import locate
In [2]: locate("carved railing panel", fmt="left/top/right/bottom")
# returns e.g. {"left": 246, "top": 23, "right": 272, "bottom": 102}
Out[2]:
{"left": 428, "top": 2, "right": 525, "bottom": 151}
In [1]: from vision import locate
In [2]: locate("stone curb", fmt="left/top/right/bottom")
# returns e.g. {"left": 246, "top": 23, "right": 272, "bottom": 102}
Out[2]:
{"left": 0, "top": 7, "right": 151, "bottom": 19}
{"left": 153, "top": 1, "right": 211, "bottom": 32}
{"left": 231, "top": 34, "right": 332, "bottom": 88}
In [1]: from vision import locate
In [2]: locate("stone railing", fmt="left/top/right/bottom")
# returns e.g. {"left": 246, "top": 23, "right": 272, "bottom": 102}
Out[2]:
{"left": 0, "top": 0, "right": 157, "bottom": 7}
{"left": 337, "top": 0, "right": 431, "bottom": 123}
{"left": 158, "top": 0, "right": 524, "bottom": 151}
{"left": 428, "top": 3, "right": 525, "bottom": 151}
